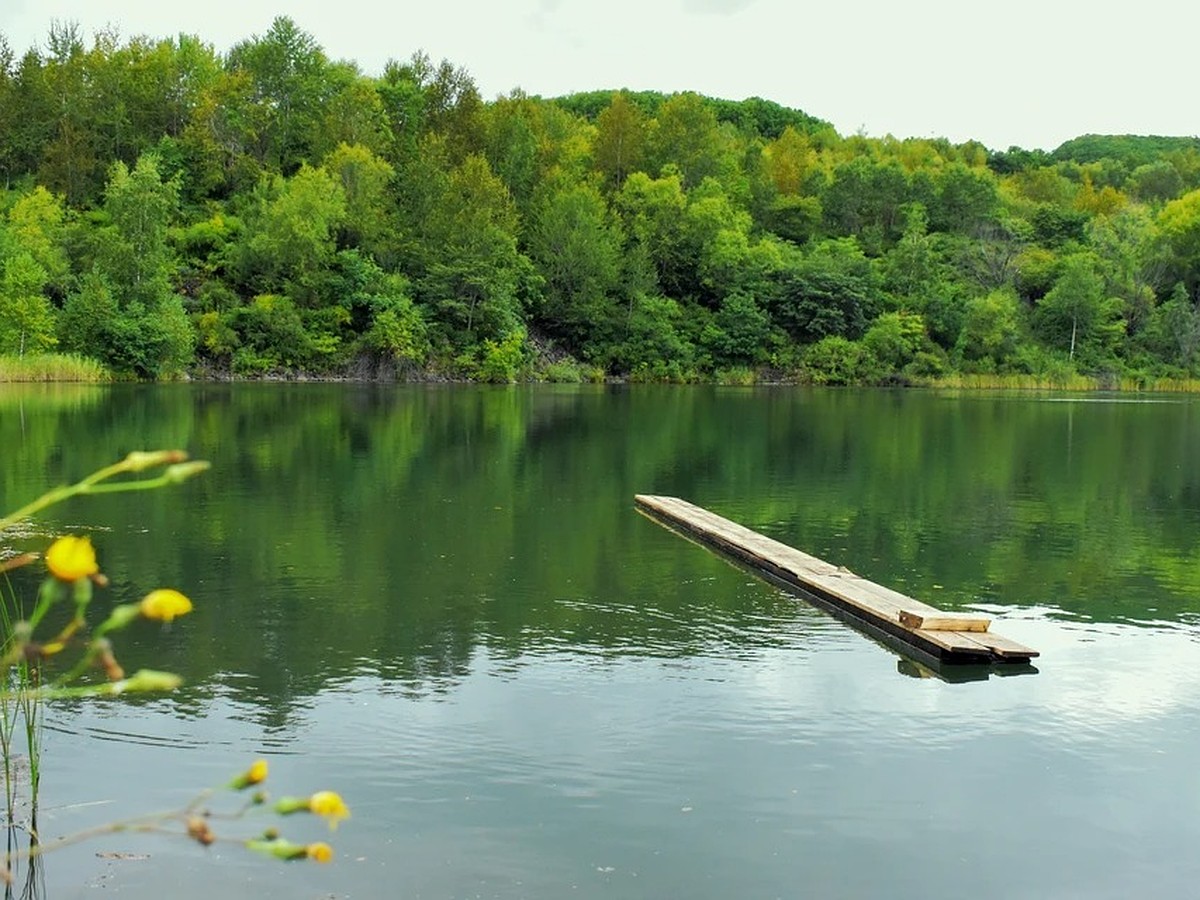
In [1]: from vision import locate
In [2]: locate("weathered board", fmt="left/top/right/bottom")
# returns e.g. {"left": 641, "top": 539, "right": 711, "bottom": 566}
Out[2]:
{"left": 635, "top": 494, "right": 1039, "bottom": 665}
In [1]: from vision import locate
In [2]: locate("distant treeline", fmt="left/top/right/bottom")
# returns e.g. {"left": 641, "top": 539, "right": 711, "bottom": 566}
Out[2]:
{"left": 1, "top": 16, "right": 1199, "bottom": 383}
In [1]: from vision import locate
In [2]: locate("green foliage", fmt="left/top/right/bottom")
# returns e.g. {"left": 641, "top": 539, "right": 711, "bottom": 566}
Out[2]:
{"left": 1033, "top": 254, "right": 1124, "bottom": 362}
{"left": 5, "top": 186, "right": 69, "bottom": 293}
{"left": 527, "top": 181, "right": 624, "bottom": 353}
{"left": 647, "top": 93, "right": 734, "bottom": 189}
{"left": 1128, "top": 161, "right": 1184, "bottom": 204}
{"left": 1052, "top": 135, "right": 1200, "bottom": 169}
{"left": 361, "top": 282, "right": 429, "bottom": 369}
{"left": 58, "top": 273, "right": 118, "bottom": 356}
{"left": 1157, "top": 189, "right": 1200, "bottom": 294}
{"left": 226, "top": 294, "right": 312, "bottom": 373}
{"left": 238, "top": 164, "right": 348, "bottom": 300}
{"left": 956, "top": 289, "right": 1023, "bottom": 371}
{"left": 593, "top": 92, "right": 647, "bottom": 189}
{"left": 1141, "top": 283, "right": 1200, "bottom": 371}
{"left": 801, "top": 335, "right": 876, "bottom": 385}
{"left": 0, "top": 252, "right": 55, "bottom": 355}
{"left": 0, "top": 21, "right": 1196, "bottom": 385}
{"left": 766, "top": 238, "right": 880, "bottom": 342}
{"left": 822, "top": 157, "right": 911, "bottom": 247}
{"left": 701, "top": 291, "right": 773, "bottom": 367}
{"left": 608, "top": 294, "right": 693, "bottom": 377}
{"left": 474, "top": 329, "right": 528, "bottom": 383}
{"left": 862, "top": 311, "right": 930, "bottom": 373}
{"left": 929, "top": 163, "right": 998, "bottom": 233}
{"left": 225, "top": 16, "right": 330, "bottom": 173}
{"left": 323, "top": 143, "right": 396, "bottom": 257}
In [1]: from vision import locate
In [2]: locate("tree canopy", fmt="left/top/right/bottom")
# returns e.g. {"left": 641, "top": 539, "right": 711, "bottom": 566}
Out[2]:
{"left": 1, "top": 17, "right": 1199, "bottom": 383}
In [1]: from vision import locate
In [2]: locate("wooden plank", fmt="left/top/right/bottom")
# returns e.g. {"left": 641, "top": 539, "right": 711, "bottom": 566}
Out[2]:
{"left": 966, "top": 631, "right": 1039, "bottom": 659}
{"left": 898, "top": 610, "right": 991, "bottom": 632}
{"left": 635, "top": 494, "right": 1039, "bottom": 665}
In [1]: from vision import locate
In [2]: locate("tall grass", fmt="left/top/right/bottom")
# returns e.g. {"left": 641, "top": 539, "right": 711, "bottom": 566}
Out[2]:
{"left": 927, "top": 373, "right": 1200, "bottom": 393}
{"left": 0, "top": 579, "right": 40, "bottom": 837}
{"left": 0, "top": 354, "right": 108, "bottom": 383}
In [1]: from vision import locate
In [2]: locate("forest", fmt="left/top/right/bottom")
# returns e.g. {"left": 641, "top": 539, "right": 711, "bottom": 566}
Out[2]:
{"left": 1, "top": 16, "right": 1200, "bottom": 384}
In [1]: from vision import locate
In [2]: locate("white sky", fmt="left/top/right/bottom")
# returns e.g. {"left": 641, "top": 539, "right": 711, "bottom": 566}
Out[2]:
{"left": 1, "top": 0, "right": 1196, "bottom": 152}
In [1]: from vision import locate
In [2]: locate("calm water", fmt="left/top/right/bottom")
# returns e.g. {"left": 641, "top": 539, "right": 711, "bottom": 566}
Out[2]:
{"left": 1, "top": 384, "right": 1199, "bottom": 899}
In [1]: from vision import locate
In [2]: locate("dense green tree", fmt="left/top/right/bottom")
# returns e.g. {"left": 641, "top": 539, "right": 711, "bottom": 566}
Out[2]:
{"left": 0, "top": 251, "right": 55, "bottom": 354}
{"left": 2, "top": 19, "right": 1200, "bottom": 383}
{"left": 226, "top": 16, "right": 330, "bottom": 173}
{"left": 862, "top": 310, "right": 936, "bottom": 375}
{"left": 526, "top": 182, "right": 624, "bottom": 354}
{"left": 1150, "top": 283, "right": 1200, "bottom": 370}
{"left": 4, "top": 185, "right": 69, "bottom": 294}
{"left": 97, "top": 152, "right": 180, "bottom": 306}
{"left": 1157, "top": 189, "right": 1200, "bottom": 294}
{"left": 322, "top": 143, "right": 394, "bottom": 259}
{"left": 593, "top": 91, "right": 647, "bottom": 190}
{"left": 766, "top": 238, "right": 880, "bottom": 342}
{"left": 762, "top": 126, "right": 818, "bottom": 196}
{"left": 236, "top": 163, "right": 347, "bottom": 301}
{"left": 409, "top": 154, "right": 535, "bottom": 348}
{"left": 956, "top": 288, "right": 1023, "bottom": 370}
{"left": 647, "top": 92, "right": 734, "bottom": 189}
{"left": 929, "top": 162, "right": 998, "bottom": 233}
{"left": 701, "top": 291, "right": 774, "bottom": 367}
{"left": 380, "top": 52, "right": 482, "bottom": 165}
{"left": 310, "top": 62, "right": 390, "bottom": 162}
{"left": 78, "top": 153, "right": 194, "bottom": 376}
{"left": 883, "top": 205, "right": 940, "bottom": 302}
{"left": 37, "top": 22, "right": 102, "bottom": 205}
{"left": 682, "top": 178, "right": 757, "bottom": 303}
{"left": 1128, "top": 161, "right": 1184, "bottom": 205}
{"left": 615, "top": 171, "right": 690, "bottom": 299}
{"left": 1033, "top": 254, "right": 1124, "bottom": 362}
{"left": 482, "top": 92, "right": 540, "bottom": 207}
{"left": 822, "top": 156, "right": 911, "bottom": 249}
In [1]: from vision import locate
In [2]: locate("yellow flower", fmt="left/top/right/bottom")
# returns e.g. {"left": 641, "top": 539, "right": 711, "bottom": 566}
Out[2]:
{"left": 306, "top": 842, "right": 334, "bottom": 863}
{"left": 309, "top": 791, "right": 350, "bottom": 830}
{"left": 230, "top": 759, "right": 269, "bottom": 791}
{"left": 45, "top": 536, "right": 98, "bottom": 582}
{"left": 139, "top": 589, "right": 193, "bottom": 622}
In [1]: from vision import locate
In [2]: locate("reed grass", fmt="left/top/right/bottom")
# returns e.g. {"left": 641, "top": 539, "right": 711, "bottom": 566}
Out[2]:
{"left": 927, "top": 373, "right": 1200, "bottom": 393}
{"left": 0, "top": 354, "right": 108, "bottom": 383}
{"left": 0, "top": 581, "right": 40, "bottom": 833}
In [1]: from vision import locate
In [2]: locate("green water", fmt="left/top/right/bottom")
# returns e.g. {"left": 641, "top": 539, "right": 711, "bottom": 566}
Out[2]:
{"left": 1, "top": 384, "right": 1199, "bottom": 898}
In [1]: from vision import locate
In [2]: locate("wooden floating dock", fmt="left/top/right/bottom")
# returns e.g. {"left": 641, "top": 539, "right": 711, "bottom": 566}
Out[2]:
{"left": 635, "top": 495, "right": 1039, "bottom": 666}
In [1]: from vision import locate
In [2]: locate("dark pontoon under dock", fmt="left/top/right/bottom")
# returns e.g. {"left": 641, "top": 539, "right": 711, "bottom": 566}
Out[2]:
{"left": 635, "top": 495, "right": 1039, "bottom": 667}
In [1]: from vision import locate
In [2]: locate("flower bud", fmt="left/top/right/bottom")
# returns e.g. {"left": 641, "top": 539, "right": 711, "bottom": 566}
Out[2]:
{"left": 163, "top": 461, "right": 211, "bottom": 484}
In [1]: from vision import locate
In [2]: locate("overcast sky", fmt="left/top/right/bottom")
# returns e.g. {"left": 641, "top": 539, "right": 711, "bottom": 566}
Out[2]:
{"left": 1, "top": 0, "right": 1196, "bottom": 151}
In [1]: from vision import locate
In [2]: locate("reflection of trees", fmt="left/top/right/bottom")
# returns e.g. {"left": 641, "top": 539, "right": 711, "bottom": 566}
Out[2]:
{"left": 1, "top": 385, "right": 1198, "bottom": 717}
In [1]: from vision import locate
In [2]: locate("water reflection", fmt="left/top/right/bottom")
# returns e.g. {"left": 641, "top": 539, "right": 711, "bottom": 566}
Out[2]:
{"left": 0, "top": 384, "right": 1197, "bottom": 706}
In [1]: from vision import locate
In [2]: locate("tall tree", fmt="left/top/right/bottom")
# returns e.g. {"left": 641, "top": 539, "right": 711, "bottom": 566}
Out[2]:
{"left": 83, "top": 153, "right": 193, "bottom": 376}
{"left": 409, "top": 154, "right": 534, "bottom": 346}
{"left": 226, "top": 16, "right": 329, "bottom": 173}
{"left": 593, "top": 91, "right": 646, "bottom": 190}
{"left": 5, "top": 186, "right": 69, "bottom": 295}
{"left": 323, "top": 142, "right": 395, "bottom": 260}
{"left": 38, "top": 21, "right": 101, "bottom": 204}
{"left": 647, "top": 92, "right": 733, "bottom": 189}
{"left": 0, "top": 252, "right": 56, "bottom": 356}
{"left": 526, "top": 182, "right": 625, "bottom": 353}
{"left": 1034, "top": 254, "right": 1123, "bottom": 362}
{"left": 237, "top": 163, "right": 348, "bottom": 302}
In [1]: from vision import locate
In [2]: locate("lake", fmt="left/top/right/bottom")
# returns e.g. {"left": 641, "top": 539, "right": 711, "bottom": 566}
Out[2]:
{"left": 1, "top": 384, "right": 1199, "bottom": 899}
